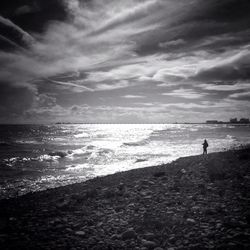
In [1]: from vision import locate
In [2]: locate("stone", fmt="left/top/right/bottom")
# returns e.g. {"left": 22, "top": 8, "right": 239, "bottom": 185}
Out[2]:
{"left": 191, "top": 206, "right": 200, "bottom": 211}
{"left": 216, "top": 223, "right": 222, "bottom": 228}
{"left": 142, "top": 240, "right": 157, "bottom": 249}
{"left": 75, "top": 231, "right": 86, "bottom": 236}
{"left": 118, "top": 182, "right": 125, "bottom": 191}
{"left": 56, "top": 199, "right": 70, "bottom": 209}
{"left": 0, "top": 217, "right": 8, "bottom": 230}
{"left": 127, "top": 203, "right": 135, "bottom": 208}
{"left": 187, "top": 218, "right": 195, "bottom": 223}
{"left": 180, "top": 169, "right": 186, "bottom": 174}
{"left": 141, "top": 180, "right": 150, "bottom": 185}
{"left": 121, "top": 229, "right": 137, "bottom": 240}
{"left": 110, "top": 234, "right": 120, "bottom": 240}
{"left": 143, "top": 232, "right": 155, "bottom": 240}
{"left": 153, "top": 171, "right": 165, "bottom": 178}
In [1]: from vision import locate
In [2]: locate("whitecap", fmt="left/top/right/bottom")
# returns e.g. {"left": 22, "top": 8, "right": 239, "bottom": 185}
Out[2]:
{"left": 15, "top": 140, "right": 39, "bottom": 144}
{"left": 226, "top": 135, "right": 235, "bottom": 140}
{"left": 38, "top": 154, "right": 60, "bottom": 161}
{"left": 65, "top": 164, "right": 92, "bottom": 172}
{"left": 74, "top": 132, "right": 89, "bottom": 138}
{"left": 67, "top": 147, "right": 91, "bottom": 157}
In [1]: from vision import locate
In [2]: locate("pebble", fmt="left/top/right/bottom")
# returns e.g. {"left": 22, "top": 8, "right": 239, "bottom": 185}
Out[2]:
{"left": 121, "top": 229, "right": 137, "bottom": 240}
{"left": 110, "top": 234, "right": 120, "bottom": 240}
{"left": 75, "top": 231, "right": 86, "bottom": 236}
{"left": 143, "top": 232, "right": 155, "bottom": 240}
{"left": 142, "top": 239, "right": 157, "bottom": 249}
{"left": 187, "top": 218, "right": 196, "bottom": 223}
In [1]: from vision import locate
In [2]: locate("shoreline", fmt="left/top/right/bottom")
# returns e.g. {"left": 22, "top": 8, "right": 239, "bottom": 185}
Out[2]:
{"left": 1, "top": 144, "right": 246, "bottom": 201}
{"left": 1, "top": 147, "right": 250, "bottom": 249}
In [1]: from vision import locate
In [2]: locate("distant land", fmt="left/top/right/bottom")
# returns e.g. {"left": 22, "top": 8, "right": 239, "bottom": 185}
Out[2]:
{"left": 53, "top": 118, "right": 250, "bottom": 125}
{"left": 206, "top": 117, "right": 250, "bottom": 124}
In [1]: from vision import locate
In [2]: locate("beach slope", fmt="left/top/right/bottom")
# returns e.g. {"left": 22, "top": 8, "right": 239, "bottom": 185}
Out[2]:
{"left": 1, "top": 147, "right": 250, "bottom": 249}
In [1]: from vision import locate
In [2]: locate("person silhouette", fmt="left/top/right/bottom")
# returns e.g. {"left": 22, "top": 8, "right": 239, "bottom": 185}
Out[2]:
{"left": 202, "top": 139, "right": 208, "bottom": 155}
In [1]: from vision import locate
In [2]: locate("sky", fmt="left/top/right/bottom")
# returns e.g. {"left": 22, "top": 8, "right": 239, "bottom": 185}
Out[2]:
{"left": 0, "top": 0, "right": 250, "bottom": 123}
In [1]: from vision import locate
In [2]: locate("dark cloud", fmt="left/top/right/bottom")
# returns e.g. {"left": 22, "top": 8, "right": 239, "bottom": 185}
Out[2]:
{"left": 14, "top": 5, "right": 35, "bottom": 16}
{"left": 192, "top": 52, "right": 250, "bottom": 82}
{"left": 229, "top": 92, "right": 250, "bottom": 101}
{"left": 0, "top": 0, "right": 68, "bottom": 33}
{"left": 136, "top": 0, "right": 250, "bottom": 56}
{"left": 0, "top": 15, "right": 34, "bottom": 50}
{"left": 0, "top": 34, "right": 24, "bottom": 51}
{"left": 190, "top": 0, "right": 250, "bottom": 24}
{"left": 0, "top": 82, "right": 35, "bottom": 118}
{"left": 0, "top": 1, "right": 67, "bottom": 51}
{"left": 175, "top": 0, "right": 250, "bottom": 44}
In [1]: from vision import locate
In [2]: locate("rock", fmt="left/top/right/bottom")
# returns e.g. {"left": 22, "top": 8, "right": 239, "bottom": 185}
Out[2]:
{"left": 180, "top": 169, "right": 186, "bottom": 174}
{"left": 75, "top": 231, "right": 86, "bottom": 236}
{"left": 245, "top": 212, "right": 250, "bottom": 224}
{"left": 121, "top": 229, "right": 137, "bottom": 240}
{"left": 169, "top": 236, "right": 176, "bottom": 243}
{"left": 127, "top": 203, "right": 135, "bottom": 209}
{"left": 148, "top": 181, "right": 155, "bottom": 185}
{"left": 191, "top": 206, "right": 200, "bottom": 211}
{"left": 85, "top": 188, "right": 98, "bottom": 199}
{"left": 204, "top": 208, "right": 216, "bottom": 215}
{"left": 143, "top": 232, "right": 155, "bottom": 240}
{"left": 142, "top": 240, "right": 157, "bottom": 249}
{"left": 114, "top": 205, "right": 124, "bottom": 212}
{"left": 170, "top": 184, "right": 180, "bottom": 192}
{"left": 103, "top": 188, "right": 116, "bottom": 198}
{"left": 118, "top": 182, "right": 125, "bottom": 191}
{"left": 153, "top": 171, "right": 165, "bottom": 178}
{"left": 9, "top": 217, "right": 17, "bottom": 221}
{"left": 56, "top": 199, "right": 71, "bottom": 209}
{"left": 140, "top": 191, "right": 148, "bottom": 196}
{"left": 187, "top": 218, "right": 195, "bottom": 223}
{"left": 111, "top": 234, "right": 120, "bottom": 240}
{"left": 0, "top": 217, "right": 8, "bottom": 230}
{"left": 216, "top": 223, "right": 222, "bottom": 228}
{"left": 141, "top": 180, "right": 150, "bottom": 185}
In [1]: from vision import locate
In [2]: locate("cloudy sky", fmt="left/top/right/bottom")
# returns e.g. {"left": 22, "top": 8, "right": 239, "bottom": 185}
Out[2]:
{"left": 0, "top": 0, "right": 250, "bottom": 123}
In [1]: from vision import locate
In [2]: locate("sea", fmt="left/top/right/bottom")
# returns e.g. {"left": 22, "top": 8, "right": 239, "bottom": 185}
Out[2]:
{"left": 0, "top": 123, "right": 250, "bottom": 199}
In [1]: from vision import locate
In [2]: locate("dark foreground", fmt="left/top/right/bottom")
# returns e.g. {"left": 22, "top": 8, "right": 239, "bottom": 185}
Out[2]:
{"left": 0, "top": 147, "right": 250, "bottom": 250}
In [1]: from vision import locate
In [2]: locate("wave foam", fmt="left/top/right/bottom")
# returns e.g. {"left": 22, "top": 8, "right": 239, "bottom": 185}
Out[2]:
{"left": 74, "top": 132, "right": 89, "bottom": 138}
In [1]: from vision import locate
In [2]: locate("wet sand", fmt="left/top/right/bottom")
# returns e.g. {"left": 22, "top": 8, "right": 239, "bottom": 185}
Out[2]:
{"left": 0, "top": 147, "right": 250, "bottom": 249}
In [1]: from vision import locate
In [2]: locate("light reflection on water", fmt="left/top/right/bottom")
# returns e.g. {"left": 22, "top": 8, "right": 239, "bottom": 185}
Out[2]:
{"left": 0, "top": 123, "right": 250, "bottom": 198}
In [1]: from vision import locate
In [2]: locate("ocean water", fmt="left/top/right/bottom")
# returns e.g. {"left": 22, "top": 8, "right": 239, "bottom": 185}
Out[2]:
{"left": 0, "top": 123, "right": 250, "bottom": 199}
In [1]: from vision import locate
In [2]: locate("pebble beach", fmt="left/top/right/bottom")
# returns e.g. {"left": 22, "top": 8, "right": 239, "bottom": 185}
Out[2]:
{"left": 0, "top": 147, "right": 250, "bottom": 250}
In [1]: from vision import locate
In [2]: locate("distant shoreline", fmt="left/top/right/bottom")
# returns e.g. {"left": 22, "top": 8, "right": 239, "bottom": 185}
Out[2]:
{"left": 0, "top": 122, "right": 250, "bottom": 125}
